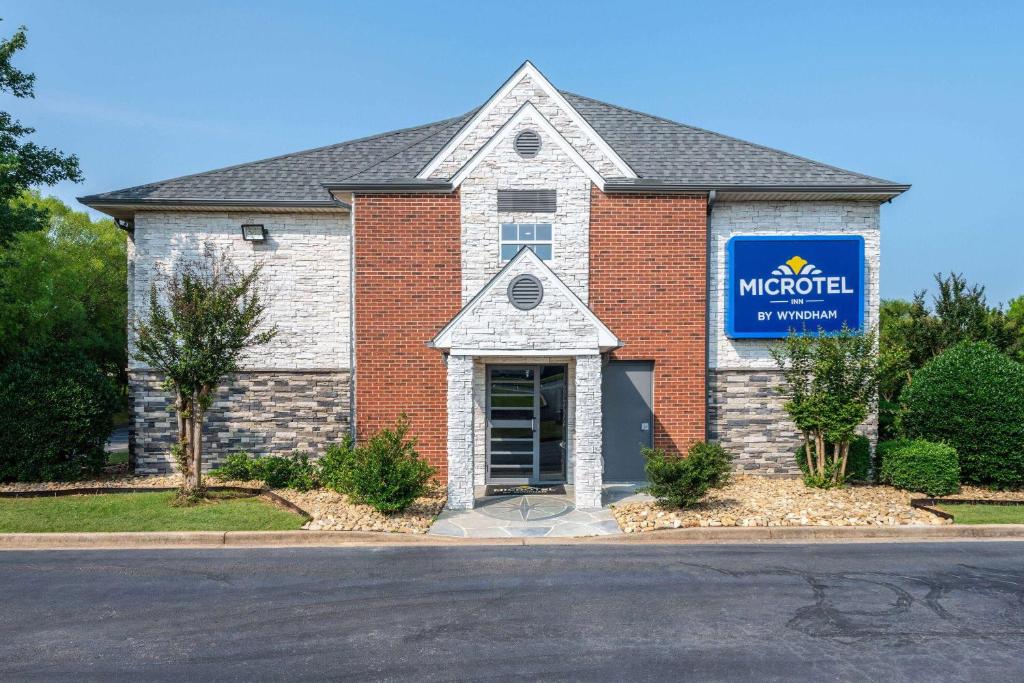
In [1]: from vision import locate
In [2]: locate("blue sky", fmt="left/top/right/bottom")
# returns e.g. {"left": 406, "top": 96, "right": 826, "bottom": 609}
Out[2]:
{"left": 5, "top": 1, "right": 1023, "bottom": 303}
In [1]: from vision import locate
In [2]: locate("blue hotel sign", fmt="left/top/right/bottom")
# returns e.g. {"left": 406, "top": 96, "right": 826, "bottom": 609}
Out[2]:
{"left": 726, "top": 235, "right": 865, "bottom": 338}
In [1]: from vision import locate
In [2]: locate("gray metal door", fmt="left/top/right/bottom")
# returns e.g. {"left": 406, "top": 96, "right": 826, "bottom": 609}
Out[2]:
{"left": 602, "top": 360, "right": 654, "bottom": 482}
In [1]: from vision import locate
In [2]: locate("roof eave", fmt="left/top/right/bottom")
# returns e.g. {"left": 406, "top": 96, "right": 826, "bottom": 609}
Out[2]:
{"left": 323, "top": 180, "right": 454, "bottom": 194}
{"left": 601, "top": 182, "right": 911, "bottom": 197}
{"left": 77, "top": 196, "right": 351, "bottom": 220}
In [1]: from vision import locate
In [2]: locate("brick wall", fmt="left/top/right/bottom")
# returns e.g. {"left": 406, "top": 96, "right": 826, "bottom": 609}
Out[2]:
{"left": 353, "top": 193, "right": 462, "bottom": 476}
{"left": 589, "top": 188, "right": 707, "bottom": 454}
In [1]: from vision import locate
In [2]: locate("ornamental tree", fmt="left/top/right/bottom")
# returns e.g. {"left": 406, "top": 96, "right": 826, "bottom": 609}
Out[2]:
{"left": 133, "top": 247, "right": 276, "bottom": 502}
{"left": 770, "top": 325, "right": 879, "bottom": 487}
{"left": 0, "top": 22, "right": 82, "bottom": 244}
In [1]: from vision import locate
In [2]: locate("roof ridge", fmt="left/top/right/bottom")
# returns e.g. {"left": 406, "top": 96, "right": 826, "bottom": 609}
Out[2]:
{"left": 336, "top": 108, "right": 479, "bottom": 182}
{"left": 83, "top": 114, "right": 467, "bottom": 201}
{"left": 560, "top": 90, "right": 900, "bottom": 186}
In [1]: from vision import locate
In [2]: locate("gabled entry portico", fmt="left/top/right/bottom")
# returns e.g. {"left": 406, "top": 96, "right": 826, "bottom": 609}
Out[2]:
{"left": 431, "top": 249, "right": 620, "bottom": 510}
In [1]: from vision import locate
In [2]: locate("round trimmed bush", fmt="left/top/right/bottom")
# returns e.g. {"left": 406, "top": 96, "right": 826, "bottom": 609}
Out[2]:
{"left": 899, "top": 342, "right": 1024, "bottom": 487}
{"left": 878, "top": 439, "right": 959, "bottom": 496}
{"left": 0, "top": 350, "right": 118, "bottom": 482}
{"left": 793, "top": 435, "right": 872, "bottom": 482}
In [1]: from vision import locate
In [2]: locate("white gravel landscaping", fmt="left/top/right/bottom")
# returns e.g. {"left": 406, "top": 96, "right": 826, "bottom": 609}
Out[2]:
{"left": 610, "top": 476, "right": 960, "bottom": 533}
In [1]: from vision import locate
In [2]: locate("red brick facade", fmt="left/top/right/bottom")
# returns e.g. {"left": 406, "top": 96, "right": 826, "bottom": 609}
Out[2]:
{"left": 353, "top": 192, "right": 461, "bottom": 476}
{"left": 589, "top": 187, "right": 708, "bottom": 454}
{"left": 354, "top": 187, "right": 707, "bottom": 476}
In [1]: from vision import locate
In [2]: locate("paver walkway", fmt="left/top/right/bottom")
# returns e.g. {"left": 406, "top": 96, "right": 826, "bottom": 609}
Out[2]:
{"left": 429, "top": 494, "right": 622, "bottom": 538}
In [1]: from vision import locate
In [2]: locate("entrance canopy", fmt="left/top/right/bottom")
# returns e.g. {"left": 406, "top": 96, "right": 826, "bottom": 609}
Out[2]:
{"left": 429, "top": 247, "right": 621, "bottom": 356}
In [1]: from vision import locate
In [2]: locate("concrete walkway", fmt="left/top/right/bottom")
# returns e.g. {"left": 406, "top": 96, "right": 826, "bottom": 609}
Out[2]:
{"left": 429, "top": 493, "right": 623, "bottom": 538}
{"left": 428, "top": 484, "right": 653, "bottom": 538}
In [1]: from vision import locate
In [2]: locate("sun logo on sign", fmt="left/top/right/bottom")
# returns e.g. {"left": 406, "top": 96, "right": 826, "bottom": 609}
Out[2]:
{"left": 772, "top": 255, "right": 822, "bottom": 277}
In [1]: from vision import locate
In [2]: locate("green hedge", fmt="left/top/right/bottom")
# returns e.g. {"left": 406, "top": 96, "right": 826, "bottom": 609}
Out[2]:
{"left": 0, "top": 350, "right": 117, "bottom": 482}
{"left": 899, "top": 342, "right": 1024, "bottom": 487}
{"left": 793, "top": 435, "right": 872, "bottom": 482}
{"left": 642, "top": 442, "right": 733, "bottom": 508}
{"left": 878, "top": 439, "right": 960, "bottom": 496}
{"left": 210, "top": 451, "right": 317, "bottom": 490}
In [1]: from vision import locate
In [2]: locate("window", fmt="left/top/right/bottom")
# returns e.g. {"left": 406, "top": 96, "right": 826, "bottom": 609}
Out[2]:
{"left": 500, "top": 223, "right": 552, "bottom": 261}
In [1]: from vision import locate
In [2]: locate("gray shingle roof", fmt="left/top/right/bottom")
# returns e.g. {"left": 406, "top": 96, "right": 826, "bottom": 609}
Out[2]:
{"left": 80, "top": 90, "right": 905, "bottom": 208}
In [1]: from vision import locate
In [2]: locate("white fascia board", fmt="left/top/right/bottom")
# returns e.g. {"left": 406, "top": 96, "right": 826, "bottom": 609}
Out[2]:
{"left": 417, "top": 61, "right": 636, "bottom": 180}
{"left": 449, "top": 348, "right": 602, "bottom": 357}
{"left": 448, "top": 103, "right": 606, "bottom": 191}
{"left": 430, "top": 247, "right": 621, "bottom": 352}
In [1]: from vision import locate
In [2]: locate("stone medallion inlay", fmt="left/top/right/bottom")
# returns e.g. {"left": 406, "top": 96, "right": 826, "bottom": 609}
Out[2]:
{"left": 428, "top": 493, "right": 622, "bottom": 538}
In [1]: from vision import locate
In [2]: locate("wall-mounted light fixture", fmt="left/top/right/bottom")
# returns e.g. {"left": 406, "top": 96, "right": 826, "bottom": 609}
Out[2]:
{"left": 240, "top": 224, "right": 267, "bottom": 242}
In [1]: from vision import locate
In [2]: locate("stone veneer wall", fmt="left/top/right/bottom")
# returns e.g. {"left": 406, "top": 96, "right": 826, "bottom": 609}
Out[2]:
{"left": 130, "top": 370, "right": 351, "bottom": 474}
{"left": 708, "top": 201, "right": 882, "bottom": 472}
{"left": 460, "top": 114, "right": 591, "bottom": 301}
{"left": 448, "top": 355, "right": 599, "bottom": 511}
{"left": 128, "top": 211, "right": 353, "bottom": 473}
{"left": 707, "top": 370, "right": 800, "bottom": 474}
{"left": 130, "top": 212, "right": 352, "bottom": 371}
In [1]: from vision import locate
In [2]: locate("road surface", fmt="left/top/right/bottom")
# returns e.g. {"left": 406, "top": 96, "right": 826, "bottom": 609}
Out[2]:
{"left": 1, "top": 542, "right": 1022, "bottom": 681}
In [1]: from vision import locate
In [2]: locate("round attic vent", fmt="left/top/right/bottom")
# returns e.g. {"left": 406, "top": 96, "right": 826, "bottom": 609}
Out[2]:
{"left": 508, "top": 274, "right": 544, "bottom": 310}
{"left": 513, "top": 129, "right": 542, "bottom": 158}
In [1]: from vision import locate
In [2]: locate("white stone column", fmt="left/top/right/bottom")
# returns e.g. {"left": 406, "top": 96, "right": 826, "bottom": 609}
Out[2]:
{"left": 573, "top": 354, "right": 603, "bottom": 509}
{"left": 446, "top": 354, "right": 475, "bottom": 510}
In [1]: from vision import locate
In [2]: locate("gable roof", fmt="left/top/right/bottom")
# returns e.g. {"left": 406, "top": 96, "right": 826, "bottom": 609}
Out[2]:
{"left": 80, "top": 66, "right": 909, "bottom": 215}
{"left": 430, "top": 247, "right": 620, "bottom": 353}
{"left": 418, "top": 61, "right": 636, "bottom": 180}
{"left": 448, "top": 102, "right": 607, "bottom": 190}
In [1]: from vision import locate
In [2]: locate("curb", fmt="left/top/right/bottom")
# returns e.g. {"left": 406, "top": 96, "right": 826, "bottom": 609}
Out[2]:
{"left": 3, "top": 524, "right": 1024, "bottom": 549}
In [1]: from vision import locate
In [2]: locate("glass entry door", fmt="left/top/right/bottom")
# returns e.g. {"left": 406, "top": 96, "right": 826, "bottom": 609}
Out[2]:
{"left": 487, "top": 365, "right": 567, "bottom": 483}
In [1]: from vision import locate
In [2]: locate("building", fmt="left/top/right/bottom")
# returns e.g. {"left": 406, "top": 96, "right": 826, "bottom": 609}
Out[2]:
{"left": 80, "top": 62, "right": 909, "bottom": 510}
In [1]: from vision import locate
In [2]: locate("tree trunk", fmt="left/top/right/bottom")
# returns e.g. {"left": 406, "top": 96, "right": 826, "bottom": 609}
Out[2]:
{"left": 838, "top": 441, "right": 850, "bottom": 484}
{"left": 182, "top": 396, "right": 198, "bottom": 493}
{"left": 803, "top": 434, "right": 815, "bottom": 475}
{"left": 814, "top": 432, "right": 826, "bottom": 478}
{"left": 191, "top": 405, "right": 203, "bottom": 492}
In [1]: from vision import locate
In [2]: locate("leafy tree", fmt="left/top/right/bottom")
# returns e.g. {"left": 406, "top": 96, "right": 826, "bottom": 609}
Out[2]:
{"left": 878, "top": 274, "right": 1019, "bottom": 437}
{"left": 771, "top": 325, "right": 879, "bottom": 488}
{"left": 0, "top": 193, "right": 126, "bottom": 381}
{"left": 0, "top": 22, "right": 82, "bottom": 244}
{"left": 878, "top": 299, "right": 917, "bottom": 439}
{"left": 133, "top": 247, "right": 277, "bottom": 502}
{"left": 905, "top": 272, "right": 1013, "bottom": 364}
{"left": 1006, "top": 295, "right": 1024, "bottom": 362}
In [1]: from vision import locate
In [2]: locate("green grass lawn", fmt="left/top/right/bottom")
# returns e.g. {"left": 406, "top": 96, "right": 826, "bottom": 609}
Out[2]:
{"left": 0, "top": 490, "right": 306, "bottom": 533}
{"left": 106, "top": 450, "right": 129, "bottom": 466}
{"left": 938, "top": 504, "right": 1024, "bottom": 525}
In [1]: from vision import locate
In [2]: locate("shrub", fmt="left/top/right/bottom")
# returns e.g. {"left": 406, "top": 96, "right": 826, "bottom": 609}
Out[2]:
{"left": 642, "top": 442, "right": 733, "bottom": 508}
{"left": 878, "top": 439, "right": 959, "bottom": 496}
{"left": 317, "top": 436, "right": 354, "bottom": 492}
{"left": 793, "top": 435, "right": 872, "bottom": 483}
{"left": 0, "top": 349, "right": 117, "bottom": 482}
{"left": 210, "top": 451, "right": 256, "bottom": 481}
{"left": 210, "top": 450, "right": 317, "bottom": 491}
{"left": 899, "top": 341, "right": 1024, "bottom": 487}
{"left": 331, "top": 417, "right": 436, "bottom": 513}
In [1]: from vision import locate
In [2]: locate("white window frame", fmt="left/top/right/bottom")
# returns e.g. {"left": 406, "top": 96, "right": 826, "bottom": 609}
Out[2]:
{"left": 499, "top": 222, "right": 553, "bottom": 262}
